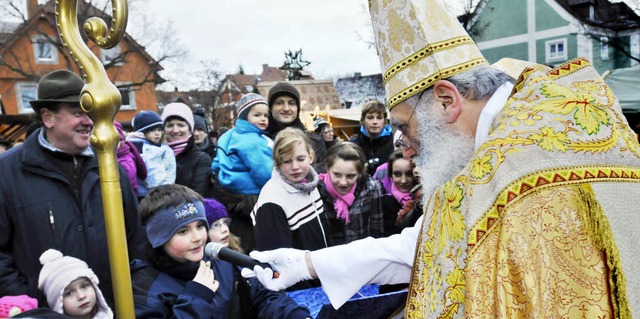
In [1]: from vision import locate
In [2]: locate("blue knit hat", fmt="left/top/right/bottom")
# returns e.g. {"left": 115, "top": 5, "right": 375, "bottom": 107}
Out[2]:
{"left": 236, "top": 93, "right": 267, "bottom": 120}
{"left": 145, "top": 201, "right": 207, "bottom": 248}
{"left": 132, "top": 111, "right": 163, "bottom": 133}
{"left": 203, "top": 198, "right": 228, "bottom": 227}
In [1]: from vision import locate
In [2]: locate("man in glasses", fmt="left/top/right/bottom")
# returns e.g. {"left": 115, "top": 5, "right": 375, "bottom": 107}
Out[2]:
{"left": 244, "top": 0, "right": 640, "bottom": 317}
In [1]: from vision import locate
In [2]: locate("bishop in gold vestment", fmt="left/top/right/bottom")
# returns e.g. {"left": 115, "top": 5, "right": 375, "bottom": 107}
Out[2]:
{"left": 406, "top": 58, "right": 639, "bottom": 318}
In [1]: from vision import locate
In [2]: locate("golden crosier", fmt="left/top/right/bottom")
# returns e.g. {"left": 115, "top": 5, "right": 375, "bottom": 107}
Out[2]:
{"left": 55, "top": 0, "right": 134, "bottom": 317}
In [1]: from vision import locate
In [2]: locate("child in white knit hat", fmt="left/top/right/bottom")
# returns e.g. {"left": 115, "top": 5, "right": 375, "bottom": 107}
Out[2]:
{"left": 38, "top": 249, "right": 113, "bottom": 319}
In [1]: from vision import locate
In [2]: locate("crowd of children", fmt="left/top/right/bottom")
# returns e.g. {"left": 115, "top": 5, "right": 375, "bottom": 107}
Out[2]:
{"left": 0, "top": 81, "right": 424, "bottom": 318}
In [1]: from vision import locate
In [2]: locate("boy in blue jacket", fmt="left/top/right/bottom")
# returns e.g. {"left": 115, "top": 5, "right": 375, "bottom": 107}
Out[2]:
{"left": 131, "top": 184, "right": 311, "bottom": 319}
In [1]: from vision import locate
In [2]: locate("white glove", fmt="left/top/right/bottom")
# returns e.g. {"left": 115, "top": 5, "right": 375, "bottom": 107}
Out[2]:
{"left": 241, "top": 248, "right": 312, "bottom": 291}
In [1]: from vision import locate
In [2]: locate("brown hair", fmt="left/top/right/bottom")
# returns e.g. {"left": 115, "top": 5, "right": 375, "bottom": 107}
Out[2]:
{"left": 325, "top": 142, "right": 367, "bottom": 175}
{"left": 360, "top": 100, "right": 387, "bottom": 122}
{"left": 386, "top": 149, "right": 406, "bottom": 177}
{"left": 272, "top": 127, "right": 315, "bottom": 167}
{"left": 139, "top": 184, "right": 203, "bottom": 225}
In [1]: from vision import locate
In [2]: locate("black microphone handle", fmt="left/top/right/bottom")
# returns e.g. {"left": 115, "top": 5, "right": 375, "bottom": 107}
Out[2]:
{"left": 217, "top": 247, "right": 274, "bottom": 271}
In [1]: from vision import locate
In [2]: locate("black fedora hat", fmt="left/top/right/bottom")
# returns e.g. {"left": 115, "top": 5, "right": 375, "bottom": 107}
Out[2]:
{"left": 29, "top": 70, "right": 84, "bottom": 109}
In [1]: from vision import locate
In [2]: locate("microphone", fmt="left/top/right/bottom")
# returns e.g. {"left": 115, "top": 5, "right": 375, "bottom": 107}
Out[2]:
{"left": 204, "top": 242, "right": 279, "bottom": 278}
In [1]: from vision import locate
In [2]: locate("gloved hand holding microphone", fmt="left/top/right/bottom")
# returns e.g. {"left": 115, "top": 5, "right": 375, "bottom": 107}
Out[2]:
{"left": 240, "top": 248, "right": 317, "bottom": 291}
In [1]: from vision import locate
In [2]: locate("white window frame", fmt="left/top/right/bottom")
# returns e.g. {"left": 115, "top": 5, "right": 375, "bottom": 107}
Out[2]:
{"left": 101, "top": 44, "right": 122, "bottom": 65}
{"left": 31, "top": 35, "right": 58, "bottom": 64}
{"left": 600, "top": 36, "right": 609, "bottom": 61}
{"left": 15, "top": 82, "right": 37, "bottom": 114}
{"left": 545, "top": 38, "right": 568, "bottom": 63}
{"left": 115, "top": 82, "right": 136, "bottom": 110}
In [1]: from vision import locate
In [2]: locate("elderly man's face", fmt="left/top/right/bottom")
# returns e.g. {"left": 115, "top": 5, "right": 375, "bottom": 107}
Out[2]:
{"left": 391, "top": 91, "right": 476, "bottom": 198}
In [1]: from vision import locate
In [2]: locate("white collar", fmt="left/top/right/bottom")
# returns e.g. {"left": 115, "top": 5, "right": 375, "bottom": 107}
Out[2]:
{"left": 474, "top": 82, "right": 514, "bottom": 149}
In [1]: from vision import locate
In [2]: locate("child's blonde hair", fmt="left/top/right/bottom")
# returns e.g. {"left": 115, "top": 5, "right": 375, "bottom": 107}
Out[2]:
{"left": 272, "top": 127, "right": 315, "bottom": 167}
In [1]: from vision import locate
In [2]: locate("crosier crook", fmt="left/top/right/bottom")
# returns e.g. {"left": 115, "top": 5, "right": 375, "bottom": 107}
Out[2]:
{"left": 55, "top": 0, "right": 134, "bottom": 317}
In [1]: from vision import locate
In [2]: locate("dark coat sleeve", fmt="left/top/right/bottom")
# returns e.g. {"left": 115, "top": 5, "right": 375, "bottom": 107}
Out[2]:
{"left": 237, "top": 268, "right": 311, "bottom": 319}
{"left": 191, "top": 152, "right": 213, "bottom": 197}
{"left": 119, "top": 165, "right": 146, "bottom": 260}
{"left": 253, "top": 203, "right": 294, "bottom": 250}
{"left": 134, "top": 281, "right": 217, "bottom": 319}
{"left": 0, "top": 198, "right": 29, "bottom": 296}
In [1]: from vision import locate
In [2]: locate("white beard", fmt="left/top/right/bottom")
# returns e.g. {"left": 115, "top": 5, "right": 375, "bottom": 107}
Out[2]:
{"left": 413, "top": 100, "right": 475, "bottom": 202}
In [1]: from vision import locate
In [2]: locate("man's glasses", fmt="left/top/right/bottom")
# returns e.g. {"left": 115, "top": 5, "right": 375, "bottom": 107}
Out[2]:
{"left": 210, "top": 217, "right": 231, "bottom": 230}
{"left": 395, "top": 133, "right": 412, "bottom": 150}
{"left": 394, "top": 89, "right": 424, "bottom": 150}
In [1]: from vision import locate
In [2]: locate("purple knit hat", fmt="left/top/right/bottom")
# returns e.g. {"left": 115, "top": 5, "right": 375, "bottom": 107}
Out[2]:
{"left": 203, "top": 198, "right": 228, "bottom": 226}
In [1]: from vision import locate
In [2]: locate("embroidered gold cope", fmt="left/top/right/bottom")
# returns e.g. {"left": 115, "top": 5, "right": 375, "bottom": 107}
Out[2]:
{"left": 405, "top": 58, "right": 639, "bottom": 318}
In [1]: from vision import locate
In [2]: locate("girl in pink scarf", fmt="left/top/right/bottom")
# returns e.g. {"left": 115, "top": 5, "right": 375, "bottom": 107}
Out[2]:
{"left": 381, "top": 150, "right": 417, "bottom": 236}
{"left": 318, "top": 142, "right": 384, "bottom": 245}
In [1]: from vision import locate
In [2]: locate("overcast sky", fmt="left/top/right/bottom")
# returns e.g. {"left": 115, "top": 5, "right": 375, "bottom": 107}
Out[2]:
{"left": 144, "top": 0, "right": 383, "bottom": 89}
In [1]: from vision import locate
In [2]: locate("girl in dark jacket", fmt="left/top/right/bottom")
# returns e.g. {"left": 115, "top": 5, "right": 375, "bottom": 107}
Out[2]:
{"left": 380, "top": 150, "right": 417, "bottom": 237}
{"left": 318, "top": 142, "right": 384, "bottom": 245}
{"left": 132, "top": 184, "right": 311, "bottom": 319}
{"left": 161, "top": 102, "right": 213, "bottom": 197}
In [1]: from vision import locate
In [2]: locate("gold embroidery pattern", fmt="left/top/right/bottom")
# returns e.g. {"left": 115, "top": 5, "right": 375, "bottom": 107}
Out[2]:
{"left": 465, "top": 186, "right": 622, "bottom": 318}
{"left": 406, "top": 178, "right": 468, "bottom": 319}
{"left": 468, "top": 166, "right": 640, "bottom": 250}
{"left": 387, "top": 58, "right": 487, "bottom": 109}
{"left": 469, "top": 59, "right": 640, "bottom": 187}
{"left": 383, "top": 36, "right": 478, "bottom": 82}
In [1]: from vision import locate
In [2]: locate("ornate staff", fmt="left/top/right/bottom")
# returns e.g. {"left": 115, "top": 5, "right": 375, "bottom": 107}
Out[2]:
{"left": 55, "top": 0, "right": 134, "bottom": 317}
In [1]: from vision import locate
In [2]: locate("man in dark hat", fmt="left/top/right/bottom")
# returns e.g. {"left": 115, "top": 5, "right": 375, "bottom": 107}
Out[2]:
{"left": 0, "top": 69, "right": 145, "bottom": 308}
{"left": 266, "top": 82, "right": 327, "bottom": 173}
{"left": 193, "top": 113, "right": 216, "bottom": 159}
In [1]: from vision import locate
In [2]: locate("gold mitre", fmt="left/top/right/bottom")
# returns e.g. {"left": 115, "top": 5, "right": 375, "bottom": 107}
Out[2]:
{"left": 369, "top": 0, "right": 488, "bottom": 109}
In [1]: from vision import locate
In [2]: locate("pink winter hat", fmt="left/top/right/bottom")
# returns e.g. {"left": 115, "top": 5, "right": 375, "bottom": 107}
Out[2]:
{"left": 0, "top": 295, "right": 37, "bottom": 317}
{"left": 161, "top": 102, "right": 194, "bottom": 132}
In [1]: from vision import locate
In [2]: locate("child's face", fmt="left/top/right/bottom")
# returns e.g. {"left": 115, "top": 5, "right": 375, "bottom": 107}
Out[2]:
{"left": 328, "top": 158, "right": 360, "bottom": 195}
{"left": 362, "top": 111, "right": 386, "bottom": 137}
{"left": 208, "top": 217, "right": 231, "bottom": 247}
{"left": 164, "top": 220, "right": 208, "bottom": 263}
{"left": 279, "top": 143, "right": 313, "bottom": 183}
{"left": 62, "top": 277, "right": 97, "bottom": 318}
{"left": 247, "top": 103, "right": 269, "bottom": 131}
{"left": 144, "top": 127, "right": 163, "bottom": 144}
{"left": 391, "top": 158, "right": 415, "bottom": 193}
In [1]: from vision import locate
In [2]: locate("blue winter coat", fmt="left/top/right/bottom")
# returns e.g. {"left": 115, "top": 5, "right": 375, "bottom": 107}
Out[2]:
{"left": 211, "top": 120, "right": 273, "bottom": 195}
{"left": 131, "top": 257, "right": 310, "bottom": 319}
